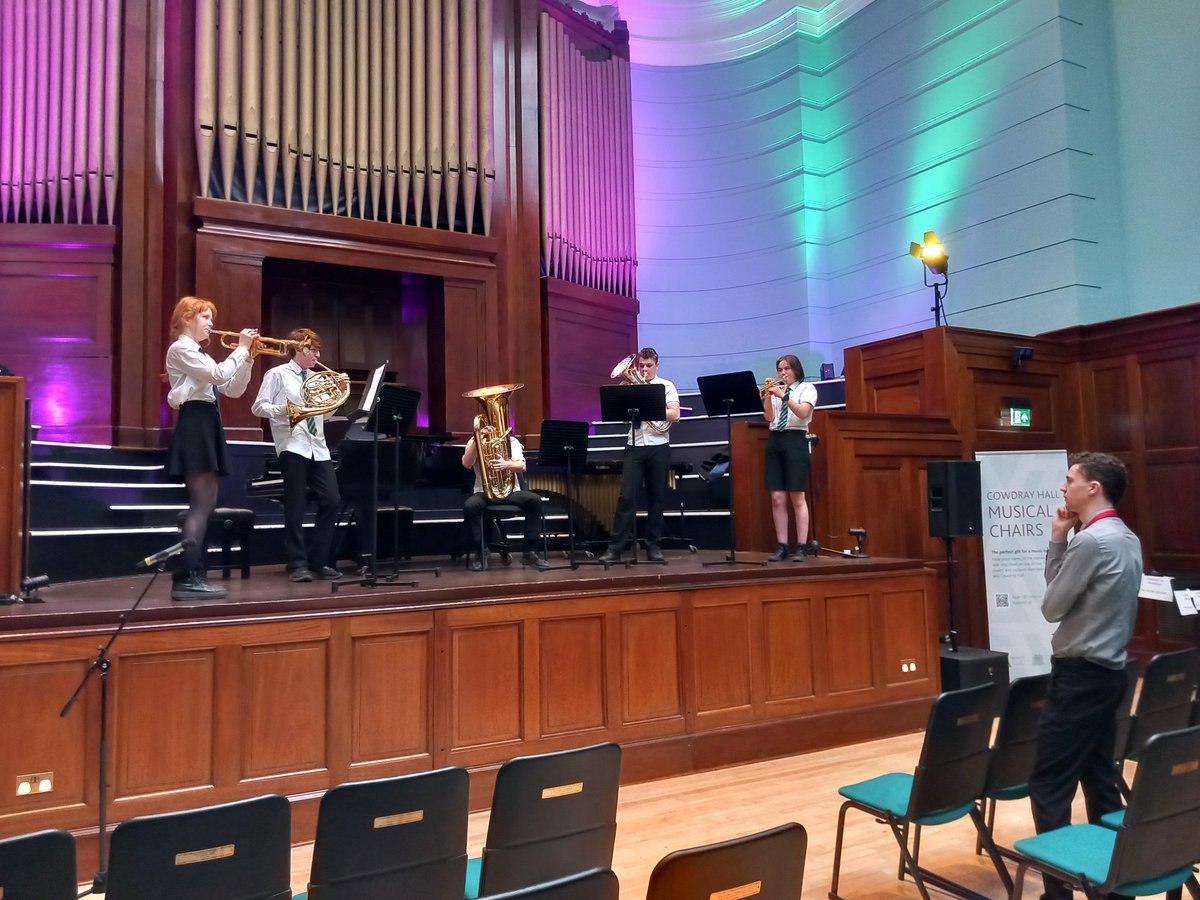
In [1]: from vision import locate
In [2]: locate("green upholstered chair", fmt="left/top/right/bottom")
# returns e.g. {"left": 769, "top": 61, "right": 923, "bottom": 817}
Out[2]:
{"left": 645, "top": 823, "right": 806, "bottom": 900}
{"left": 974, "top": 673, "right": 1050, "bottom": 858}
{"left": 476, "top": 868, "right": 619, "bottom": 899}
{"left": 466, "top": 742, "right": 621, "bottom": 899}
{"left": 299, "top": 767, "right": 469, "bottom": 899}
{"left": 828, "top": 683, "right": 1010, "bottom": 900}
{"left": 105, "top": 794, "right": 291, "bottom": 900}
{"left": 0, "top": 829, "right": 77, "bottom": 900}
{"left": 1119, "top": 649, "right": 1200, "bottom": 796}
{"left": 1011, "top": 725, "right": 1200, "bottom": 900}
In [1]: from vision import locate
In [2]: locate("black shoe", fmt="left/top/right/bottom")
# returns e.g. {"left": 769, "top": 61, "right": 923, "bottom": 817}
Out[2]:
{"left": 790, "top": 546, "right": 808, "bottom": 562}
{"left": 646, "top": 548, "right": 665, "bottom": 562}
{"left": 469, "top": 554, "right": 485, "bottom": 572}
{"left": 288, "top": 567, "right": 314, "bottom": 583}
{"left": 521, "top": 550, "right": 548, "bottom": 570}
{"left": 314, "top": 566, "right": 342, "bottom": 580}
{"left": 171, "top": 573, "right": 228, "bottom": 601}
{"left": 598, "top": 548, "right": 623, "bottom": 564}
{"left": 767, "top": 543, "right": 789, "bottom": 562}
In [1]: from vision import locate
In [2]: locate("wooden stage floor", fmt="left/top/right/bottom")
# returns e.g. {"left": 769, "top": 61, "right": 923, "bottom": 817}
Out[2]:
{"left": 1, "top": 549, "right": 923, "bottom": 635}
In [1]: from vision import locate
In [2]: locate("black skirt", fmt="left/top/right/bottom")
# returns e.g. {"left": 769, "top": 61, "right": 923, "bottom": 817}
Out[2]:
{"left": 167, "top": 400, "right": 229, "bottom": 478}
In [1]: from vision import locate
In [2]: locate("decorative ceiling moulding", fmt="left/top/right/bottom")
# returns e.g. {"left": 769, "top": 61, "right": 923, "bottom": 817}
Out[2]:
{"left": 618, "top": 0, "right": 879, "bottom": 66}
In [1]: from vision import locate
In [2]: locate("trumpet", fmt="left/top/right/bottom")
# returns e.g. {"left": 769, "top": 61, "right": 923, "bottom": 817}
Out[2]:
{"left": 759, "top": 377, "right": 778, "bottom": 399}
{"left": 210, "top": 329, "right": 305, "bottom": 360}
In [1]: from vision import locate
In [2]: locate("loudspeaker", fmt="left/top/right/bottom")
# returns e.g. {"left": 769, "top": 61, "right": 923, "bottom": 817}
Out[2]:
{"left": 927, "top": 460, "right": 982, "bottom": 537}
{"left": 940, "top": 646, "right": 1009, "bottom": 691}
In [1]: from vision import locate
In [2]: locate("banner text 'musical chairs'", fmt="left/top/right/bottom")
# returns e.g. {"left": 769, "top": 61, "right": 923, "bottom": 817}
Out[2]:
{"left": 1011, "top": 724, "right": 1200, "bottom": 900}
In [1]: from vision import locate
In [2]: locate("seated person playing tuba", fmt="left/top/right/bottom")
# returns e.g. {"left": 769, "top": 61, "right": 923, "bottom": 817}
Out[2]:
{"left": 251, "top": 328, "right": 347, "bottom": 583}
{"left": 461, "top": 414, "right": 547, "bottom": 572}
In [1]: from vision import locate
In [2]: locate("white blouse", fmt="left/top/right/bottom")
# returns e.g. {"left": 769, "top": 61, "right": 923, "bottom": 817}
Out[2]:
{"left": 165, "top": 335, "right": 253, "bottom": 409}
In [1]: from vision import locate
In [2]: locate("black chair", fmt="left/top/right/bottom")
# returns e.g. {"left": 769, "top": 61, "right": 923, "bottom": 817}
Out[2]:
{"left": 176, "top": 507, "right": 256, "bottom": 579}
{"left": 1119, "top": 649, "right": 1200, "bottom": 795}
{"left": 477, "top": 868, "right": 619, "bottom": 899}
{"left": 300, "top": 767, "right": 469, "bottom": 899}
{"left": 1111, "top": 658, "right": 1141, "bottom": 769}
{"left": 106, "top": 794, "right": 291, "bottom": 900}
{"left": 0, "top": 829, "right": 77, "bottom": 900}
{"left": 645, "top": 823, "right": 807, "bottom": 900}
{"left": 1011, "top": 725, "right": 1200, "bottom": 899}
{"left": 974, "top": 673, "right": 1050, "bottom": 858}
{"left": 466, "top": 741, "right": 622, "bottom": 899}
{"left": 829, "top": 683, "right": 1011, "bottom": 900}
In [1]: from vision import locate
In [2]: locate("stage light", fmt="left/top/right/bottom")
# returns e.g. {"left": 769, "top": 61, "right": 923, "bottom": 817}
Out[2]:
{"left": 909, "top": 231, "right": 949, "bottom": 275}
{"left": 909, "top": 230, "right": 950, "bottom": 326}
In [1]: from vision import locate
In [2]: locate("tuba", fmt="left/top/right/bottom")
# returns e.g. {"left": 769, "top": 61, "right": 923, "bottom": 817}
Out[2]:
{"left": 611, "top": 354, "right": 646, "bottom": 385}
{"left": 464, "top": 383, "right": 523, "bottom": 500}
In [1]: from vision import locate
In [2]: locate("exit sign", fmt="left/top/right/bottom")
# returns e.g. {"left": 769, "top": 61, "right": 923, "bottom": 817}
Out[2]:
{"left": 1009, "top": 407, "right": 1032, "bottom": 427}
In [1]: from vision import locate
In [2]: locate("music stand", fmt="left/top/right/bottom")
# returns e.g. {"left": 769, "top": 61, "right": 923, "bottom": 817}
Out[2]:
{"left": 696, "top": 371, "right": 768, "bottom": 567}
{"left": 599, "top": 383, "right": 668, "bottom": 566}
{"left": 334, "top": 383, "right": 424, "bottom": 591}
{"left": 537, "top": 419, "right": 601, "bottom": 570}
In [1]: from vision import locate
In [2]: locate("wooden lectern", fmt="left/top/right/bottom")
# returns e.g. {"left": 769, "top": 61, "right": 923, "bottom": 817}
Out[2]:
{"left": 0, "top": 376, "right": 25, "bottom": 595}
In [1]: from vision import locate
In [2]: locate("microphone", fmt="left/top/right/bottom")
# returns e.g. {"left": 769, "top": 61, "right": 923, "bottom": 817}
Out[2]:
{"left": 136, "top": 538, "right": 196, "bottom": 570}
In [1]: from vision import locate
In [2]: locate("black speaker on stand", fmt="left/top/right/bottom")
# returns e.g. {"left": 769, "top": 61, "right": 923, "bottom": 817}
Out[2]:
{"left": 927, "top": 460, "right": 1009, "bottom": 690}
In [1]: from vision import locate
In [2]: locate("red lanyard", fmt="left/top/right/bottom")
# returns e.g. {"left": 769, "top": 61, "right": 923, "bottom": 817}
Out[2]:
{"left": 1083, "top": 509, "right": 1119, "bottom": 529}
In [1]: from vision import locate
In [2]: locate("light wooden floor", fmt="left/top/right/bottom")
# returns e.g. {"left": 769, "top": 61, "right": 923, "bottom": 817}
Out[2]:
{"left": 284, "top": 729, "right": 1163, "bottom": 899}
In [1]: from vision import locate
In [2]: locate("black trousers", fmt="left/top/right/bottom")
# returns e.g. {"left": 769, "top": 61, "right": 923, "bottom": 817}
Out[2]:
{"left": 463, "top": 490, "right": 543, "bottom": 551}
{"left": 609, "top": 443, "right": 670, "bottom": 552}
{"left": 1029, "top": 657, "right": 1127, "bottom": 899}
{"left": 279, "top": 451, "right": 341, "bottom": 570}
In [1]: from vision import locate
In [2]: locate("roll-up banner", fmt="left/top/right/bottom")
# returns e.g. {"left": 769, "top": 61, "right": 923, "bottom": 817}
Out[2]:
{"left": 976, "top": 449, "right": 1067, "bottom": 680}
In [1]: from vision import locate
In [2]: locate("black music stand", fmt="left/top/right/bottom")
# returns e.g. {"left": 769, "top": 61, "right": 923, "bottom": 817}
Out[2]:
{"left": 537, "top": 419, "right": 601, "bottom": 570}
{"left": 334, "top": 383, "right": 424, "bottom": 592}
{"left": 696, "top": 371, "right": 768, "bottom": 567}
{"left": 599, "top": 383, "right": 668, "bottom": 566}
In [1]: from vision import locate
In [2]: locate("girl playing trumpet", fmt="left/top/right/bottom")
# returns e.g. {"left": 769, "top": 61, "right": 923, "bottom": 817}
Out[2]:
{"left": 762, "top": 354, "right": 818, "bottom": 562}
{"left": 164, "top": 296, "right": 257, "bottom": 600}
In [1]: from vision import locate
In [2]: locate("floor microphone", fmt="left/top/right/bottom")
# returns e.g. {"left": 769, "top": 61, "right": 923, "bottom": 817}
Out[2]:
{"left": 137, "top": 538, "right": 196, "bottom": 569}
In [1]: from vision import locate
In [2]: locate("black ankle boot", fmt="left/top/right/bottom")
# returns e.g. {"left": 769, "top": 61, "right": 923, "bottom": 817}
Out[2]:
{"left": 767, "top": 543, "right": 789, "bottom": 562}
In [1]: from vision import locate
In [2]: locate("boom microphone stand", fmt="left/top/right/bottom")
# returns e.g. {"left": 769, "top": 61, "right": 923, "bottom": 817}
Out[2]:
{"left": 61, "top": 541, "right": 191, "bottom": 894}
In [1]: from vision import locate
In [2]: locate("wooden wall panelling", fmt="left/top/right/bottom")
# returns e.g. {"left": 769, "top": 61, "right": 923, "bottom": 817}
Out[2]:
{"left": 730, "top": 421, "right": 773, "bottom": 553}
{"left": 843, "top": 328, "right": 950, "bottom": 416}
{"left": 0, "top": 377, "right": 23, "bottom": 595}
{"left": 541, "top": 276, "right": 639, "bottom": 424}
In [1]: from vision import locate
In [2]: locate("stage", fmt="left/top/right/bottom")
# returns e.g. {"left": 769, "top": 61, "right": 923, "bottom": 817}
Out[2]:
{"left": 0, "top": 550, "right": 941, "bottom": 880}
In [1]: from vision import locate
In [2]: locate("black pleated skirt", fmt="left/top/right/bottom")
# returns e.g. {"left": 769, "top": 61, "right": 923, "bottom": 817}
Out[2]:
{"left": 167, "top": 400, "right": 229, "bottom": 478}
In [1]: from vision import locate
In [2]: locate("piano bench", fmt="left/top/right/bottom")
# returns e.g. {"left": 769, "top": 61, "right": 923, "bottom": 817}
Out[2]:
{"left": 176, "top": 507, "right": 256, "bottom": 579}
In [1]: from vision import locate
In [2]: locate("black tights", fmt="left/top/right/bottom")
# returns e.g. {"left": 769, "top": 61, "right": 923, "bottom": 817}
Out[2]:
{"left": 180, "top": 471, "right": 219, "bottom": 573}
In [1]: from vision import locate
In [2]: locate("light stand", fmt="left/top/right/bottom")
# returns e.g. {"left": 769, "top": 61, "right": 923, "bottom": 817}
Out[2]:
{"left": 927, "top": 268, "right": 949, "bottom": 327}
{"left": 695, "top": 371, "right": 769, "bottom": 568}
{"left": 910, "top": 231, "right": 950, "bottom": 327}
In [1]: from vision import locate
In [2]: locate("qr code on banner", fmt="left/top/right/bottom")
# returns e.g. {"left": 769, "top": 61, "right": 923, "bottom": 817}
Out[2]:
{"left": 994, "top": 593, "right": 1010, "bottom": 608}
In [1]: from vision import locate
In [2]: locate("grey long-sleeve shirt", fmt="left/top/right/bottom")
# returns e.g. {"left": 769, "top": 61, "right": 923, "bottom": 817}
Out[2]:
{"left": 1042, "top": 516, "right": 1142, "bottom": 669}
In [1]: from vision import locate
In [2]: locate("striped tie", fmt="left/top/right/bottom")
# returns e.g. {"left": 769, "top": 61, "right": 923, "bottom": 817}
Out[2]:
{"left": 776, "top": 386, "right": 789, "bottom": 430}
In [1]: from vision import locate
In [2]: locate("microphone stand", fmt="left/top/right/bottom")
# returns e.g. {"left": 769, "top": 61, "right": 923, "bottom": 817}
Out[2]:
{"left": 61, "top": 562, "right": 168, "bottom": 894}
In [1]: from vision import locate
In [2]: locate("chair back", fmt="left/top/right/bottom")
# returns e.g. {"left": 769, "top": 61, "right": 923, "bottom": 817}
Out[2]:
{"left": 106, "top": 794, "right": 291, "bottom": 900}
{"left": 907, "top": 683, "right": 998, "bottom": 818}
{"left": 478, "top": 742, "right": 621, "bottom": 897}
{"left": 478, "top": 868, "right": 619, "bottom": 899}
{"left": 1111, "top": 658, "right": 1141, "bottom": 762}
{"left": 307, "top": 767, "right": 469, "bottom": 899}
{"left": 645, "top": 823, "right": 807, "bottom": 900}
{"left": 0, "top": 829, "right": 77, "bottom": 900}
{"left": 1104, "top": 725, "right": 1200, "bottom": 892}
{"left": 982, "top": 673, "right": 1050, "bottom": 797}
{"left": 1126, "top": 649, "right": 1200, "bottom": 760}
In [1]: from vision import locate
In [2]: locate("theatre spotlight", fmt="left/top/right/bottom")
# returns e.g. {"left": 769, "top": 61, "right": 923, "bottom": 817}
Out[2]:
{"left": 909, "top": 230, "right": 950, "bottom": 327}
